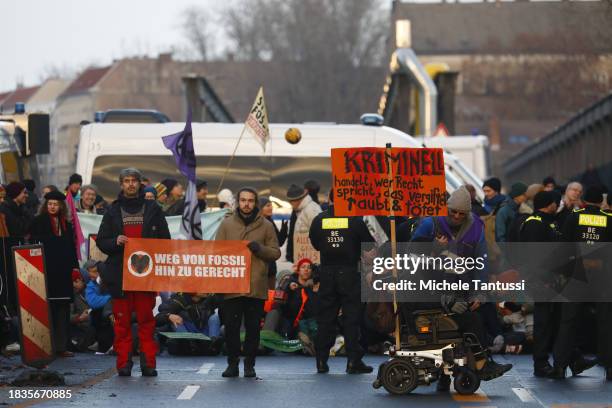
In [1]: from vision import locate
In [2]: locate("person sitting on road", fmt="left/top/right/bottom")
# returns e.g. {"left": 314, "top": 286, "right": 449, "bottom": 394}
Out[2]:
{"left": 156, "top": 292, "right": 223, "bottom": 355}
{"left": 69, "top": 270, "right": 97, "bottom": 352}
{"left": 84, "top": 260, "right": 114, "bottom": 353}
{"left": 278, "top": 259, "right": 319, "bottom": 355}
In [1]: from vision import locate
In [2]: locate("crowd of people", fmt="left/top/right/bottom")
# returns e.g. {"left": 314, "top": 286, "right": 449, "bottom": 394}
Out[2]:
{"left": 0, "top": 167, "right": 610, "bottom": 386}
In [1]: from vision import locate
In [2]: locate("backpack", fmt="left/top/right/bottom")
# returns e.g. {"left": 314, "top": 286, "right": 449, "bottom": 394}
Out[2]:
{"left": 480, "top": 202, "right": 504, "bottom": 262}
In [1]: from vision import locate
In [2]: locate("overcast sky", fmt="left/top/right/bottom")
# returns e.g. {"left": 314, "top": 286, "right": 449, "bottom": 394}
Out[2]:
{"left": 0, "top": 0, "right": 222, "bottom": 92}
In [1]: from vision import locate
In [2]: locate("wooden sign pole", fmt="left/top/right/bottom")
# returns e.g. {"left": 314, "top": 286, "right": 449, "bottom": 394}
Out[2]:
{"left": 385, "top": 143, "right": 401, "bottom": 350}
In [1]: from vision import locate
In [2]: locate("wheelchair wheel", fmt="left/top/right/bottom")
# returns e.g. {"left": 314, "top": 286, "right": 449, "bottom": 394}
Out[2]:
{"left": 453, "top": 368, "right": 480, "bottom": 395}
{"left": 381, "top": 359, "right": 418, "bottom": 395}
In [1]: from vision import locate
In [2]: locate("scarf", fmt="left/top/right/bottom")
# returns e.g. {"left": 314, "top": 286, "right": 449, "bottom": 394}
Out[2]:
{"left": 238, "top": 207, "right": 259, "bottom": 226}
{"left": 49, "top": 213, "right": 67, "bottom": 237}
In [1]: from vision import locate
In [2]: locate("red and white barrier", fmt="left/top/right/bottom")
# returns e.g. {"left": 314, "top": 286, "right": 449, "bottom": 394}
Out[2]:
{"left": 12, "top": 245, "right": 54, "bottom": 368}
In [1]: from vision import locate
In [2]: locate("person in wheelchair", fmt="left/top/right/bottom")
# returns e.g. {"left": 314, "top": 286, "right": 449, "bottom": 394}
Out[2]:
{"left": 404, "top": 186, "right": 512, "bottom": 392}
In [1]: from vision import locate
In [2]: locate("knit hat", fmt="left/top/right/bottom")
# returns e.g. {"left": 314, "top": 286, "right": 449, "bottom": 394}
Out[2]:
{"left": 69, "top": 173, "right": 82, "bottom": 185}
{"left": 154, "top": 182, "right": 167, "bottom": 197}
{"left": 237, "top": 187, "right": 259, "bottom": 204}
{"left": 286, "top": 184, "right": 307, "bottom": 201}
{"left": 94, "top": 194, "right": 105, "bottom": 205}
{"left": 583, "top": 186, "right": 604, "bottom": 204}
{"left": 296, "top": 258, "right": 313, "bottom": 271}
{"left": 447, "top": 186, "right": 472, "bottom": 213}
{"left": 83, "top": 259, "right": 98, "bottom": 270}
{"left": 259, "top": 197, "right": 271, "bottom": 208}
{"left": 161, "top": 178, "right": 178, "bottom": 193}
{"left": 72, "top": 270, "right": 83, "bottom": 282}
{"left": 217, "top": 189, "right": 234, "bottom": 207}
{"left": 525, "top": 184, "right": 544, "bottom": 200}
{"left": 143, "top": 185, "right": 157, "bottom": 198}
{"left": 533, "top": 191, "right": 556, "bottom": 210}
{"left": 483, "top": 177, "right": 501, "bottom": 193}
{"left": 509, "top": 182, "right": 528, "bottom": 199}
{"left": 6, "top": 182, "right": 26, "bottom": 200}
{"left": 119, "top": 168, "right": 142, "bottom": 182}
{"left": 542, "top": 176, "right": 556, "bottom": 186}
{"left": 44, "top": 191, "right": 66, "bottom": 201}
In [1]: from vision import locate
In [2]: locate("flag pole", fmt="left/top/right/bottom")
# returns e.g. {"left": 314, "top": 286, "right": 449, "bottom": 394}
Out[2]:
{"left": 216, "top": 125, "right": 248, "bottom": 195}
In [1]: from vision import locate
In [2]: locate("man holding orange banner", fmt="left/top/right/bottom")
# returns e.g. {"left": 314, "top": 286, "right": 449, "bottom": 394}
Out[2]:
{"left": 97, "top": 168, "right": 170, "bottom": 377}
{"left": 215, "top": 187, "right": 281, "bottom": 379}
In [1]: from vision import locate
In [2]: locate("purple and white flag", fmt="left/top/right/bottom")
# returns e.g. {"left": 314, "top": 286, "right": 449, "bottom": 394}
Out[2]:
{"left": 162, "top": 109, "right": 202, "bottom": 239}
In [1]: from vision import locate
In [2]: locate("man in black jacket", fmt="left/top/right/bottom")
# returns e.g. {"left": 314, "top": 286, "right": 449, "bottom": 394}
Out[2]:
{"left": 0, "top": 182, "right": 32, "bottom": 238}
{"left": 97, "top": 168, "right": 170, "bottom": 377}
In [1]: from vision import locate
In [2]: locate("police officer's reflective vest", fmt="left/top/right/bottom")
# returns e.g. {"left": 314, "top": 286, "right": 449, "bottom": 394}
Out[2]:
{"left": 568, "top": 207, "right": 611, "bottom": 243}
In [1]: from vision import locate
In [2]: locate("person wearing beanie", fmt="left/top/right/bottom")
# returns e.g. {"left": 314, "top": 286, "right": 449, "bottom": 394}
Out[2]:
{"left": 542, "top": 176, "right": 556, "bottom": 192}
{"left": 160, "top": 178, "right": 184, "bottom": 216}
{"left": 69, "top": 266, "right": 95, "bottom": 353}
{"left": 96, "top": 168, "right": 170, "bottom": 376}
{"left": 410, "top": 186, "right": 513, "bottom": 389}
{"left": 217, "top": 188, "right": 235, "bottom": 210}
{"left": 66, "top": 173, "right": 83, "bottom": 199}
{"left": 153, "top": 182, "right": 168, "bottom": 205}
{"left": 285, "top": 183, "right": 322, "bottom": 263}
{"left": 0, "top": 181, "right": 32, "bottom": 237}
{"left": 22, "top": 179, "right": 40, "bottom": 218}
{"left": 29, "top": 190, "right": 80, "bottom": 358}
{"left": 482, "top": 177, "right": 505, "bottom": 214}
{"left": 143, "top": 186, "right": 157, "bottom": 201}
{"left": 495, "top": 182, "right": 528, "bottom": 242}
{"left": 215, "top": 186, "right": 280, "bottom": 378}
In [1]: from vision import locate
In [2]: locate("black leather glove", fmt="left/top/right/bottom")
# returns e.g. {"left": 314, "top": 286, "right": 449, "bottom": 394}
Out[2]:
{"left": 247, "top": 241, "right": 261, "bottom": 253}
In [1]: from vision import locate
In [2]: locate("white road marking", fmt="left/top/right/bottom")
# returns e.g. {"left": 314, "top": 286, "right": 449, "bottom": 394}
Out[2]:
{"left": 512, "top": 387, "right": 535, "bottom": 402}
{"left": 177, "top": 385, "right": 200, "bottom": 400}
{"left": 197, "top": 363, "right": 214, "bottom": 374}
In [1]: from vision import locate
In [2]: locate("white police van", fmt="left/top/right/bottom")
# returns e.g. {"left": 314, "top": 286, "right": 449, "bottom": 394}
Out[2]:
{"left": 75, "top": 121, "right": 487, "bottom": 203}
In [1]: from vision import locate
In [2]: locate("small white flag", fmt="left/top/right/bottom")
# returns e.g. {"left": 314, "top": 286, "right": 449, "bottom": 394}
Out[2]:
{"left": 244, "top": 87, "right": 270, "bottom": 152}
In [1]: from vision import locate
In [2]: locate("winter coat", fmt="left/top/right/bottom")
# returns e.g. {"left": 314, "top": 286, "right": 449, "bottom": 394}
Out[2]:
{"left": 0, "top": 200, "right": 32, "bottom": 238}
{"left": 294, "top": 195, "right": 322, "bottom": 236}
{"left": 495, "top": 197, "right": 519, "bottom": 242}
{"left": 156, "top": 293, "right": 222, "bottom": 330}
{"left": 29, "top": 213, "right": 79, "bottom": 302}
{"left": 96, "top": 193, "right": 171, "bottom": 298}
{"left": 215, "top": 211, "right": 281, "bottom": 300}
{"left": 85, "top": 280, "right": 112, "bottom": 309}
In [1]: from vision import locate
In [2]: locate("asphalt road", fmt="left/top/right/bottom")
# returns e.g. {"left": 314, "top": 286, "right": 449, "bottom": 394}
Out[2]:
{"left": 1, "top": 353, "right": 611, "bottom": 407}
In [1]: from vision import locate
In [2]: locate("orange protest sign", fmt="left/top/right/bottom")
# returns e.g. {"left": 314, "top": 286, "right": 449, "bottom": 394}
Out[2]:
{"left": 331, "top": 147, "right": 447, "bottom": 217}
{"left": 122, "top": 238, "right": 251, "bottom": 293}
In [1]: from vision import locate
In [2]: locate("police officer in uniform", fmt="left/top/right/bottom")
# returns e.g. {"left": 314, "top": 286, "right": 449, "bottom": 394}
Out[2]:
{"left": 520, "top": 191, "right": 563, "bottom": 378}
{"left": 561, "top": 186, "right": 612, "bottom": 381}
{"left": 521, "top": 191, "right": 596, "bottom": 379}
{"left": 309, "top": 190, "right": 375, "bottom": 374}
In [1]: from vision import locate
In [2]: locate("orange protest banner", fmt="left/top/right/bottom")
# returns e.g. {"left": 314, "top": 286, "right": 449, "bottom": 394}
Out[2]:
{"left": 331, "top": 147, "right": 447, "bottom": 217}
{"left": 122, "top": 238, "right": 251, "bottom": 293}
